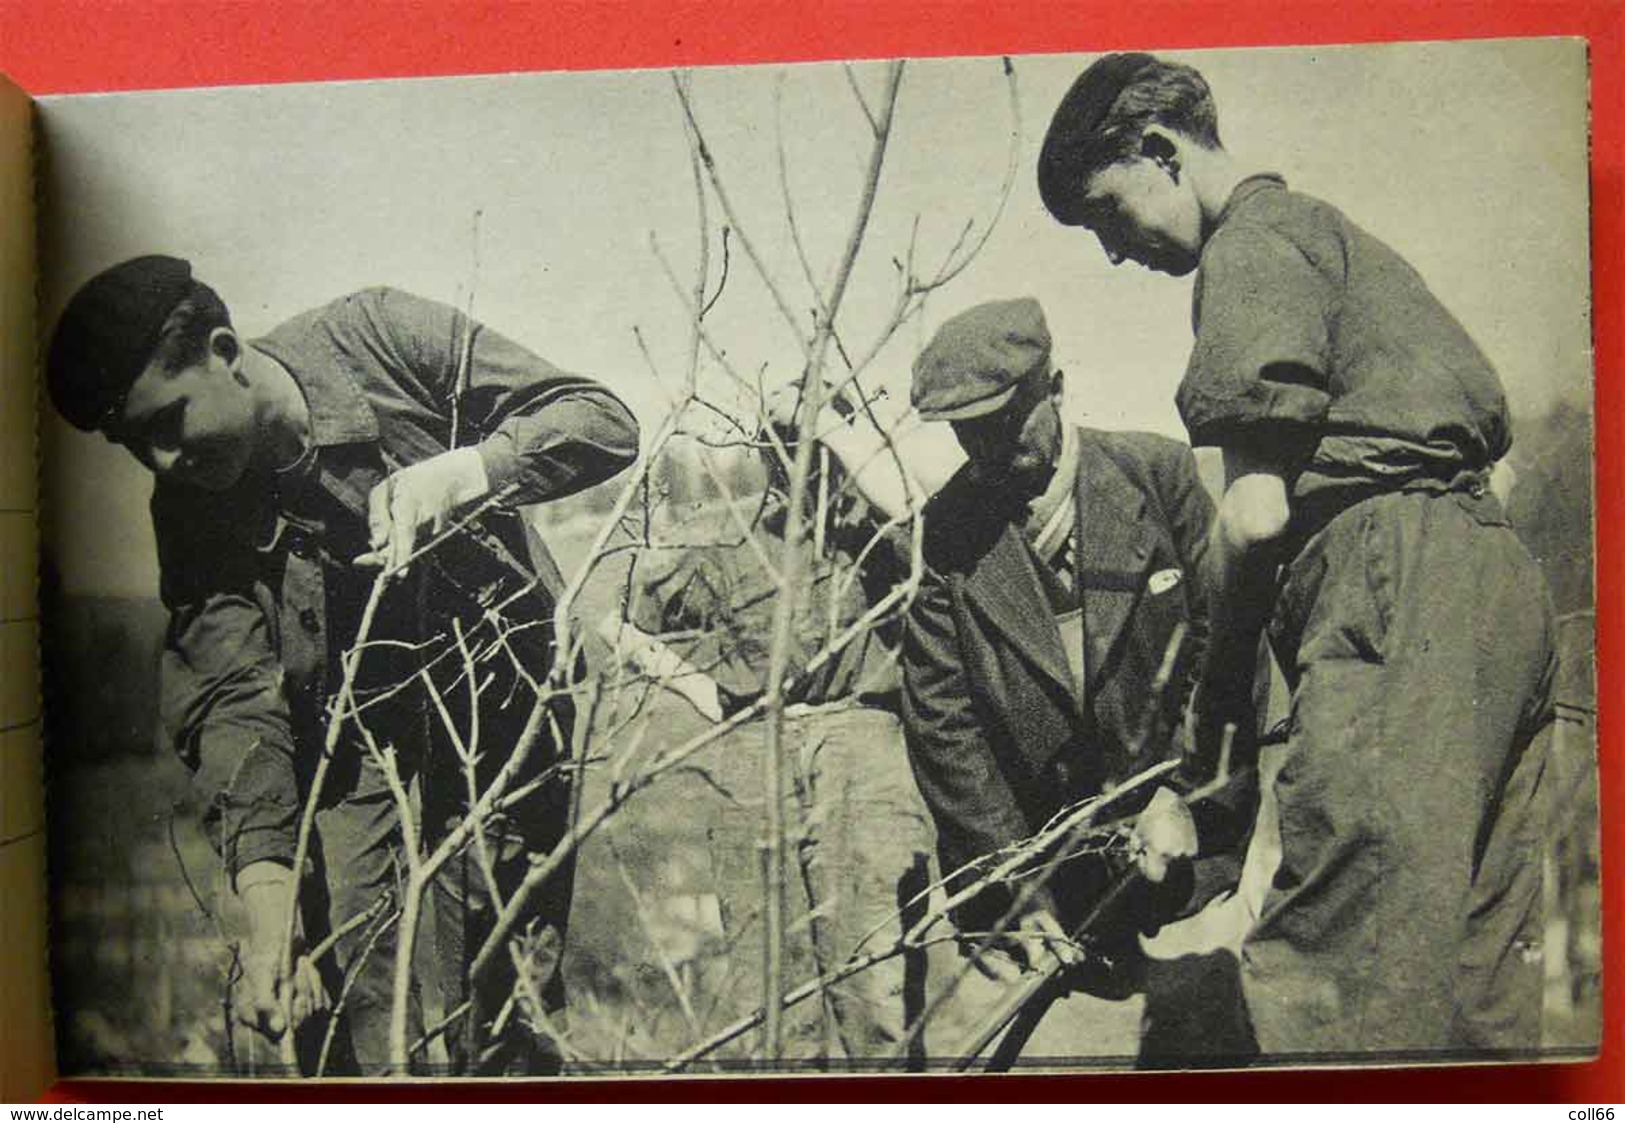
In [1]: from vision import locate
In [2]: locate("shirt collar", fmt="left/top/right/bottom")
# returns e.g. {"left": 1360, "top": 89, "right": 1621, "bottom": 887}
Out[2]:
{"left": 1215, "top": 172, "right": 1287, "bottom": 229}
{"left": 249, "top": 339, "right": 379, "bottom": 448}
{"left": 1025, "top": 422, "right": 1078, "bottom": 554}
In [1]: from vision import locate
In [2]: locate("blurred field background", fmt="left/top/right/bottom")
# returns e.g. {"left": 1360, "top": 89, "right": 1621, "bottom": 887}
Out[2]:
{"left": 41, "top": 403, "right": 1600, "bottom": 1075}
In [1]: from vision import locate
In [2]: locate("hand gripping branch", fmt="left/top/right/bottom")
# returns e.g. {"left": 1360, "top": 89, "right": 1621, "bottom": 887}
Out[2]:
{"left": 945, "top": 625, "right": 1244, "bottom": 1072}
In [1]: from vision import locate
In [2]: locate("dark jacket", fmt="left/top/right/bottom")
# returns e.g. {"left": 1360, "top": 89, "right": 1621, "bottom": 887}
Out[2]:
{"left": 901, "top": 428, "right": 1214, "bottom": 932}
{"left": 153, "top": 288, "right": 639, "bottom": 880}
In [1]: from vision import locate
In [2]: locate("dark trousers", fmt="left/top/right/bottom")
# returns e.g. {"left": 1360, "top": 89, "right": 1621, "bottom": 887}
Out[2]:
{"left": 1239, "top": 487, "right": 1556, "bottom": 1059}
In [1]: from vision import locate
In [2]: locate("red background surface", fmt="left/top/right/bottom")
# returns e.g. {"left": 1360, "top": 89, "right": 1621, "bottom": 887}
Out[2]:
{"left": 1, "top": 0, "right": 1617, "bottom": 1104}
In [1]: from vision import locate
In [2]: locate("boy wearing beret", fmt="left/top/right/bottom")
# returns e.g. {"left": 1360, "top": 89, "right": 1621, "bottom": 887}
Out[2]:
{"left": 902, "top": 297, "right": 1215, "bottom": 1050}
{"left": 1039, "top": 54, "right": 1557, "bottom": 1057}
{"left": 47, "top": 258, "right": 640, "bottom": 1073}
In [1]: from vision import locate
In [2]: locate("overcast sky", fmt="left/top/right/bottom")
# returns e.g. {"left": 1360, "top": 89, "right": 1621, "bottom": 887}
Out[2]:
{"left": 37, "top": 37, "right": 1591, "bottom": 596}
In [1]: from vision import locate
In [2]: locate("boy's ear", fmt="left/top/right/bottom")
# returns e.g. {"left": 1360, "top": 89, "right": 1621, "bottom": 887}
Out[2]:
{"left": 207, "top": 327, "right": 246, "bottom": 382}
{"left": 1140, "top": 127, "right": 1181, "bottom": 179}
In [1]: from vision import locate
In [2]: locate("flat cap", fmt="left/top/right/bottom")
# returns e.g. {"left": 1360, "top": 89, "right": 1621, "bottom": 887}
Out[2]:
{"left": 47, "top": 255, "right": 194, "bottom": 431}
{"left": 912, "top": 297, "right": 1051, "bottom": 422}
{"left": 1038, "top": 52, "right": 1158, "bottom": 226}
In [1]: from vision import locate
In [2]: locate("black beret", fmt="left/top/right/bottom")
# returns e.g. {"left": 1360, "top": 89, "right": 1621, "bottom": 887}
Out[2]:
{"left": 912, "top": 298, "right": 1051, "bottom": 422}
{"left": 47, "top": 255, "right": 194, "bottom": 431}
{"left": 1038, "top": 52, "right": 1158, "bottom": 226}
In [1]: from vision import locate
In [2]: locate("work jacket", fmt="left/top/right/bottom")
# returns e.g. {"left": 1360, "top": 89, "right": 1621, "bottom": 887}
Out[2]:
{"left": 152, "top": 288, "right": 639, "bottom": 880}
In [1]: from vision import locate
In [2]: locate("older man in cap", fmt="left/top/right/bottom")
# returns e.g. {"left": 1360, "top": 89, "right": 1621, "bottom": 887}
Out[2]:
{"left": 47, "top": 257, "right": 639, "bottom": 1074}
{"left": 1036, "top": 53, "right": 1558, "bottom": 1059}
{"left": 900, "top": 297, "right": 1218, "bottom": 1057}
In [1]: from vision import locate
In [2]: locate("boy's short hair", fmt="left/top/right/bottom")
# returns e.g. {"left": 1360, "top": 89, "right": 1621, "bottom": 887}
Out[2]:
{"left": 151, "top": 282, "right": 233, "bottom": 374}
{"left": 1038, "top": 53, "right": 1223, "bottom": 226}
{"left": 46, "top": 255, "right": 232, "bottom": 432}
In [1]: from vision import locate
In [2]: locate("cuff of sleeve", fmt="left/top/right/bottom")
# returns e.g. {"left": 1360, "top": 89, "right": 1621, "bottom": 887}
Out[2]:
{"left": 476, "top": 437, "right": 522, "bottom": 497}
{"left": 235, "top": 859, "right": 295, "bottom": 895}
{"left": 229, "top": 827, "right": 299, "bottom": 890}
{"left": 1177, "top": 376, "right": 1331, "bottom": 451}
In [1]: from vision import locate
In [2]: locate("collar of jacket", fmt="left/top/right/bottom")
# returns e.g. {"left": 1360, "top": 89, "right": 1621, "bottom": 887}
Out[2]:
{"left": 251, "top": 339, "right": 381, "bottom": 449}
{"left": 251, "top": 339, "right": 391, "bottom": 524}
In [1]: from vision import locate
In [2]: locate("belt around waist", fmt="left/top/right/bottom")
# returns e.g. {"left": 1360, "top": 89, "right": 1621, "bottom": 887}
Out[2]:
{"left": 1287, "top": 465, "right": 1503, "bottom": 558}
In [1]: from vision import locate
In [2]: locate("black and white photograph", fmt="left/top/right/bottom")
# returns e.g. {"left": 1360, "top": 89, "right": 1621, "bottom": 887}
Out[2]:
{"left": 33, "top": 37, "right": 1598, "bottom": 1078}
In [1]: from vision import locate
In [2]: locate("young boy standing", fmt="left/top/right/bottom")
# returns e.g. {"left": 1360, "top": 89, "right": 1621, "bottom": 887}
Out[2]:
{"left": 1038, "top": 54, "right": 1557, "bottom": 1059}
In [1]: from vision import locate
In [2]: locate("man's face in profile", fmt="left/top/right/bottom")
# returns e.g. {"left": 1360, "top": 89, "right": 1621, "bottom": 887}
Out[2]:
{"left": 1075, "top": 149, "right": 1204, "bottom": 277}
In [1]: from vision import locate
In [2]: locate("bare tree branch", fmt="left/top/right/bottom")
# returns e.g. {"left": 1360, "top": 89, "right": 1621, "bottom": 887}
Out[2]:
{"left": 842, "top": 63, "right": 880, "bottom": 136}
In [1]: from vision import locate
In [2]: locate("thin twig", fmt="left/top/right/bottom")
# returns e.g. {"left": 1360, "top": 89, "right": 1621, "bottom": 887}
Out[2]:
{"left": 661, "top": 932, "right": 966, "bottom": 1071}
{"left": 754, "top": 60, "right": 906, "bottom": 1060}
{"left": 278, "top": 573, "right": 389, "bottom": 1063}
{"left": 449, "top": 208, "right": 483, "bottom": 449}
{"left": 672, "top": 71, "right": 812, "bottom": 361}
{"left": 315, "top": 900, "right": 399, "bottom": 1077}
{"left": 842, "top": 62, "right": 879, "bottom": 135}
{"left": 774, "top": 75, "right": 856, "bottom": 373}
{"left": 699, "top": 227, "right": 731, "bottom": 320}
